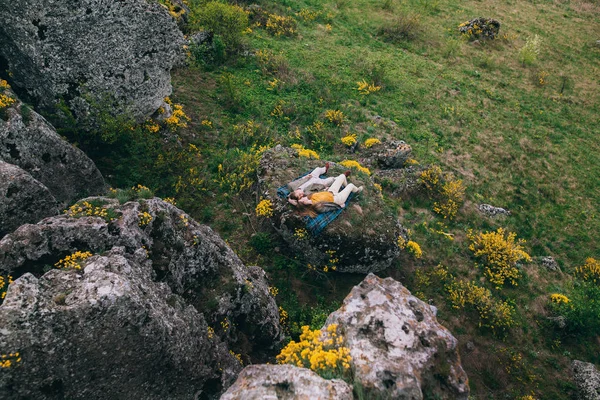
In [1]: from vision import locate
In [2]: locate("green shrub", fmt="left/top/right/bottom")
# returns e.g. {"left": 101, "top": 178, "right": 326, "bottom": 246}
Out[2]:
{"left": 190, "top": 36, "right": 226, "bottom": 69}
{"left": 519, "top": 34, "right": 542, "bottom": 66}
{"left": 551, "top": 282, "right": 600, "bottom": 338}
{"left": 190, "top": 2, "right": 248, "bottom": 51}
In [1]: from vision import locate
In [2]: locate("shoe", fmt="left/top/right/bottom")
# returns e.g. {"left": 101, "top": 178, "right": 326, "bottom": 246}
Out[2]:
{"left": 355, "top": 186, "right": 364, "bottom": 193}
{"left": 325, "top": 162, "right": 330, "bottom": 174}
{"left": 344, "top": 170, "right": 351, "bottom": 177}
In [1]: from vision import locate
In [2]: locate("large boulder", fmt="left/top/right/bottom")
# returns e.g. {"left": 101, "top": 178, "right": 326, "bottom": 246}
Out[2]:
{"left": 0, "top": 248, "right": 242, "bottom": 399}
{"left": 0, "top": 92, "right": 106, "bottom": 205}
{"left": 220, "top": 364, "right": 354, "bottom": 400}
{"left": 0, "top": 0, "right": 185, "bottom": 122}
{"left": 0, "top": 161, "right": 58, "bottom": 237}
{"left": 0, "top": 197, "right": 282, "bottom": 397}
{"left": 572, "top": 360, "right": 600, "bottom": 400}
{"left": 257, "top": 145, "right": 400, "bottom": 274}
{"left": 324, "top": 274, "right": 470, "bottom": 399}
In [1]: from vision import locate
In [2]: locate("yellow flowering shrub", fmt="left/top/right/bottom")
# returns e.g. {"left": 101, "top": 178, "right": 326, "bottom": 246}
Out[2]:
{"left": 255, "top": 199, "right": 274, "bottom": 218}
{"left": 446, "top": 280, "right": 515, "bottom": 330}
{"left": 339, "top": 160, "right": 370, "bottom": 175}
{"left": 55, "top": 251, "right": 93, "bottom": 270}
{"left": 230, "top": 350, "right": 243, "bottom": 365}
{"left": 0, "top": 275, "right": 14, "bottom": 301}
{"left": 217, "top": 145, "right": 268, "bottom": 193}
{"left": 163, "top": 197, "right": 177, "bottom": 206}
{"left": 297, "top": 8, "right": 321, "bottom": 22}
{"left": 550, "top": 293, "right": 570, "bottom": 305}
{"left": 294, "top": 228, "right": 308, "bottom": 240}
{"left": 279, "top": 306, "right": 289, "bottom": 327}
{"left": 356, "top": 80, "right": 381, "bottom": 95}
{"left": 419, "top": 165, "right": 465, "bottom": 220}
{"left": 165, "top": 103, "right": 191, "bottom": 130}
{"left": 64, "top": 201, "right": 118, "bottom": 222}
{"left": 0, "top": 352, "right": 21, "bottom": 369}
{"left": 277, "top": 324, "right": 352, "bottom": 378}
{"left": 0, "top": 79, "right": 9, "bottom": 89}
{"left": 340, "top": 134, "right": 357, "bottom": 146}
{"left": 291, "top": 144, "right": 320, "bottom": 159}
{"left": 575, "top": 258, "right": 600, "bottom": 283}
{"left": 265, "top": 14, "right": 297, "bottom": 36}
{"left": 325, "top": 109, "right": 345, "bottom": 126}
{"left": 364, "top": 138, "right": 381, "bottom": 148}
{"left": 432, "top": 179, "right": 465, "bottom": 220}
{"left": 468, "top": 228, "right": 531, "bottom": 288}
{"left": 201, "top": 119, "right": 213, "bottom": 128}
{"left": 138, "top": 211, "right": 153, "bottom": 227}
{"left": 131, "top": 184, "right": 154, "bottom": 199}
{"left": 145, "top": 120, "right": 160, "bottom": 133}
{"left": 419, "top": 165, "right": 443, "bottom": 192}
{"left": 207, "top": 326, "right": 215, "bottom": 339}
{"left": 0, "top": 94, "right": 15, "bottom": 109}
{"left": 398, "top": 237, "right": 422, "bottom": 258}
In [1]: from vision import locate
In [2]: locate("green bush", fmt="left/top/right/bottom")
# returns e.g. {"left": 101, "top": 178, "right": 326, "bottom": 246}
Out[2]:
{"left": 190, "top": 2, "right": 248, "bottom": 51}
{"left": 552, "top": 282, "right": 600, "bottom": 338}
{"left": 190, "top": 36, "right": 226, "bottom": 69}
{"left": 519, "top": 34, "right": 542, "bottom": 66}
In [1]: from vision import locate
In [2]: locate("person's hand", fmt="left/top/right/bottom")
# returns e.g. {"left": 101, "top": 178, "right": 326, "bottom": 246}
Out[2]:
{"left": 307, "top": 174, "right": 313, "bottom": 178}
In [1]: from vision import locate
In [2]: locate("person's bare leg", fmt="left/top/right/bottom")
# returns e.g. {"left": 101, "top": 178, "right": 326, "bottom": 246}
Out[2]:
{"left": 333, "top": 184, "right": 363, "bottom": 206}
{"left": 328, "top": 174, "right": 347, "bottom": 194}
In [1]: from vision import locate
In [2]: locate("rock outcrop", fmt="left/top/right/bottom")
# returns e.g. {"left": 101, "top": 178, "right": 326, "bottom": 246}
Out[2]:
{"left": 324, "top": 274, "right": 469, "bottom": 399}
{"left": 0, "top": 161, "right": 58, "bottom": 237}
{"left": 0, "top": 248, "right": 241, "bottom": 399}
{"left": 220, "top": 364, "right": 354, "bottom": 400}
{"left": 0, "top": 197, "right": 282, "bottom": 398}
{"left": 477, "top": 203, "right": 510, "bottom": 218}
{"left": 257, "top": 145, "right": 400, "bottom": 274}
{"left": 0, "top": 0, "right": 185, "bottom": 122}
{"left": 572, "top": 360, "right": 600, "bottom": 400}
{"left": 0, "top": 92, "right": 106, "bottom": 205}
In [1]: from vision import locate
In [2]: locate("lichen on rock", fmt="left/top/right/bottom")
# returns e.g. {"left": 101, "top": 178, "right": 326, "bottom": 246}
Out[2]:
{"left": 0, "top": 197, "right": 282, "bottom": 398}
{"left": 0, "top": 0, "right": 185, "bottom": 122}
{"left": 324, "top": 273, "right": 470, "bottom": 399}
{"left": 220, "top": 364, "right": 354, "bottom": 400}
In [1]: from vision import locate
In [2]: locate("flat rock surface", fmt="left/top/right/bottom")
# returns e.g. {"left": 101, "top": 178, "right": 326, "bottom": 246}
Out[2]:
{"left": 572, "top": 360, "right": 600, "bottom": 400}
{"left": 220, "top": 364, "right": 353, "bottom": 400}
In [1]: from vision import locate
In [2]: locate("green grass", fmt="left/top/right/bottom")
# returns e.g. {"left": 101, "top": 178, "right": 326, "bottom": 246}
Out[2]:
{"left": 66, "top": 0, "right": 600, "bottom": 397}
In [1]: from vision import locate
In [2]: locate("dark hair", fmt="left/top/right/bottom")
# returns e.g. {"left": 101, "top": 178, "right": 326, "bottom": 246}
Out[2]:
{"left": 289, "top": 191, "right": 302, "bottom": 201}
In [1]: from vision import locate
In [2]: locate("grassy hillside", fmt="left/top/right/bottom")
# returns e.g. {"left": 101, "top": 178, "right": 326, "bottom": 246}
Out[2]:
{"left": 70, "top": 0, "right": 600, "bottom": 397}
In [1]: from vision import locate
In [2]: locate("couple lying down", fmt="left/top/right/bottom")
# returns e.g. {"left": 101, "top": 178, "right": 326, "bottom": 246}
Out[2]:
{"left": 287, "top": 163, "right": 363, "bottom": 217}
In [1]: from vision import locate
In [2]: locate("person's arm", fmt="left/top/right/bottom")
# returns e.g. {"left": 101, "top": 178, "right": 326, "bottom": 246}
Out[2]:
{"left": 287, "top": 175, "right": 312, "bottom": 191}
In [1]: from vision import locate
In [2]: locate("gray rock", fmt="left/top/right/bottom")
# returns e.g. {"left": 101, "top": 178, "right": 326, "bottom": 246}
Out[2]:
{"left": 220, "top": 364, "right": 354, "bottom": 400}
{"left": 373, "top": 165, "right": 428, "bottom": 199}
{"left": 257, "top": 146, "right": 400, "bottom": 274}
{"left": 0, "top": 248, "right": 242, "bottom": 399}
{"left": 572, "top": 360, "right": 600, "bottom": 400}
{"left": 539, "top": 256, "right": 560, "bottom": 271}
{"left": 324, "top": 273, "right": 470, "bottom": 399}
{"left": 0, "top": 0, "right": 185, "bottom": 122}
{"left": 0, "top": 161, "right": 58, "bottom": 237}
{"left": 0, "top": 197, "right": 282, "bottom": 362}
{"left": 0, "top": 93, "right": 106, "bottom": 205}
{"left": 458, "top": 17, "right": 501, "bottom": 40}
{"left": 477, "top": 203, "right": 511, "bottom": 218}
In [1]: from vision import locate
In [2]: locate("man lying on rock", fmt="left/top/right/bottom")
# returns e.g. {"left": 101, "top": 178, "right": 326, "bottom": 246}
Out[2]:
{"left": 287, "top": 163, "right": 363, "bottom": 217}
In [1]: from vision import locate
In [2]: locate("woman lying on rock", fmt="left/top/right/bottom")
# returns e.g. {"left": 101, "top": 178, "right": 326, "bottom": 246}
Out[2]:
{"left": 287, "top": 163, "right": 363, "bottom": 217}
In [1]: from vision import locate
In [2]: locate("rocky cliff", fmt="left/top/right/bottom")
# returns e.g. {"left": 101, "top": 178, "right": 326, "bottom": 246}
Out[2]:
{"left": 0, "top": 197, "right": 282, "bottom": 399}
{"left": 0, "top": 0, "right": 185, "bottom": 122}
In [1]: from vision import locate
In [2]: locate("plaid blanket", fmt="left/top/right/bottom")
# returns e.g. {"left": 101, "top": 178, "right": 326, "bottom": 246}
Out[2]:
{"left": 277, "top": 173, "right": 354, "bottom": 236}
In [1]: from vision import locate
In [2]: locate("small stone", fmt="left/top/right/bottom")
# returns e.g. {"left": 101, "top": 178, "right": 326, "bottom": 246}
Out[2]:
{"left": 478, "top": 204, "right": 511, "bottom": 218}
{"left": 540, "top": 256, "right": 560, "bottom": 271}
{"left": 466, "top": 341, "right": 475, "bottom": 352}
